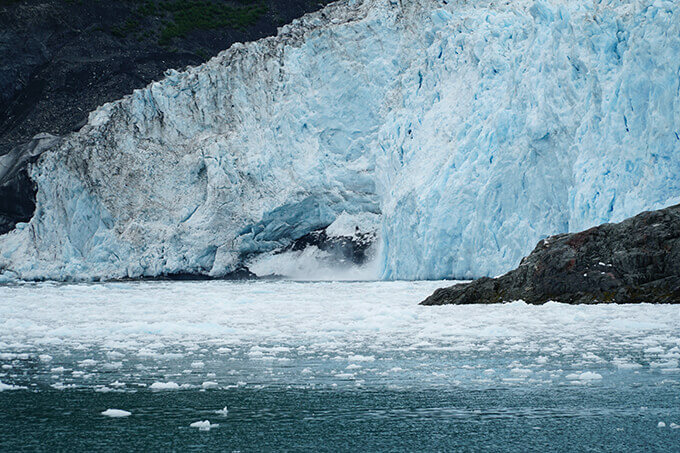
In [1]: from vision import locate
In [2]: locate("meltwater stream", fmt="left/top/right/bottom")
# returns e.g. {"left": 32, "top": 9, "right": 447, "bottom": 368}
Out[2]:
{"left": 1, "top": 281, "right": 679, "bottom": 451}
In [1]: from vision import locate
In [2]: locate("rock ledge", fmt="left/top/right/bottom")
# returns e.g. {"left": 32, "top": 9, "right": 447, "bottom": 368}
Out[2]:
{"left": 421, "top": 205, "right": 680, "bottom": 305}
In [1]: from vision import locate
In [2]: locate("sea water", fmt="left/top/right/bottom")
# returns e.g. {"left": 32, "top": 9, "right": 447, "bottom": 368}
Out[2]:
{"left": 0, "top": 281, "right": 679, "bottom": 451}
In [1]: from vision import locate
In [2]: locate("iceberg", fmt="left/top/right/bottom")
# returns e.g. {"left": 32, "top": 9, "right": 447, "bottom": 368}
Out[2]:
{"left": 0, "top": 0, "right": 678, "bottom": 281}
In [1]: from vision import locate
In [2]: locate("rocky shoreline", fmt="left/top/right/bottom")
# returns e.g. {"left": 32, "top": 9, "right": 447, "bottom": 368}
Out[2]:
{"left": 422, "top": 205, "right": 680, "bottom": 305}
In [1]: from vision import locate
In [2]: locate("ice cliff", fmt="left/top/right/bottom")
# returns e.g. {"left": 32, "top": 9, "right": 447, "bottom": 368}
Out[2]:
{"left": 1, "top": 0, "right": 679, "bottom": 281}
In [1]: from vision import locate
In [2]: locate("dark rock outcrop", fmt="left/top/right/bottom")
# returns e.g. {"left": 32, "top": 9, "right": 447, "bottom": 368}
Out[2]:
{"left": 421, "top": 204, "right": 680, "bottom": 305}
{"left": 0, "top": 133, "right": 62, "bottom": 234}
{"left": 283, "top": 228, "right": 376, "bottom": 265}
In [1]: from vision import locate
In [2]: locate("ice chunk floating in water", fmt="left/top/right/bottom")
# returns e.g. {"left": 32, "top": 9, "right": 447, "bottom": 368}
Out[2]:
{"left": 0, "top": 381, "right": 26, "bottom": 391}
{"left": 149, "top": 382, "right": 180, "bottom": 391}
{"left": 101, "top": 409, "right": 131, "bottom": 418}
{"left": 0, "top": 0, "right": 679, "bottom": 281}
{"left": 190, "top": 421, "right": 218, "bottom": 431}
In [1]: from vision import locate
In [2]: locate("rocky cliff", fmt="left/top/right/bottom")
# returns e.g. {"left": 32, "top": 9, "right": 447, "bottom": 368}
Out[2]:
{"left": 422, "top": 204, "right": 680, "bottom": 305}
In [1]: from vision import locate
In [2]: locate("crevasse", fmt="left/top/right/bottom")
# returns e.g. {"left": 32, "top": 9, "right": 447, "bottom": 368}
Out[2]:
{"left": 0, "top": 0, "right": 678, "bottom": 281}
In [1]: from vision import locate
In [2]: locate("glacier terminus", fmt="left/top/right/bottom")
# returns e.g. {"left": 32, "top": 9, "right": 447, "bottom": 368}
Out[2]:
{"left": 0, "top": 0, "right": 679, "bottom": 281}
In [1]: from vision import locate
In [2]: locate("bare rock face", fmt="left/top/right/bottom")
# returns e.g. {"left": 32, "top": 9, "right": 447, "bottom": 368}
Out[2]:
{"left": 422, "top": 205, "right": 680, "bottom": 305}
{"left": 0, "top": 133, "right": 62, "bottom": 234}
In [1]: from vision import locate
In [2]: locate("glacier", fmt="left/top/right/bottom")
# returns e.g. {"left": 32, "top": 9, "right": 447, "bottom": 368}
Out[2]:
{"left": 0, "top": 0, "right": 679, "bottom": 281}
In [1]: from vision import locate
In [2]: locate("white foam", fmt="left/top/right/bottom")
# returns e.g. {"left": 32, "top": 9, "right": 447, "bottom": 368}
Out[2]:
{"left": 248, "top": 246, "right": 380, "bottom": 281}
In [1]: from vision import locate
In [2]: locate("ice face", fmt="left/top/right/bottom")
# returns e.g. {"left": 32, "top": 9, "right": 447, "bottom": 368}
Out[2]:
{"left": 0, "top": 0, "right": 678, "bottom": 280}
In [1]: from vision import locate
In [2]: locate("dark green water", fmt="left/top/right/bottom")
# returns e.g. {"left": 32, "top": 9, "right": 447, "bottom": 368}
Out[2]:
{"left": 1, "top": 385, "right": 679, "bottom": 452}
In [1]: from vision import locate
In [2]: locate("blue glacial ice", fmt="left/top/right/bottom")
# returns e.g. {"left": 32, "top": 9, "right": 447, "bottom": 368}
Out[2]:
{"left": 0, "top": 0, "right": 679, "bottom": 281}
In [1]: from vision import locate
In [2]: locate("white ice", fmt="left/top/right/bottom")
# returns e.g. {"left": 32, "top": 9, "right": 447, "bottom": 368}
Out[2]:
{"left": 0, "top": 281, "right": 679, "bottom": 391}
{"left": 0, "top": 0, "right": 678, "bottom": 281}
{"left": 101, "top": 409, "right": 132, "bottom": 418}
{"left": 0, "top": 380, "right": 26, "bottom": 391}
{"left": 190, "top": 420, "right": 218, "bottom": 431}
{"left": 149, "top": 382, "right": 180, "bottom": 390}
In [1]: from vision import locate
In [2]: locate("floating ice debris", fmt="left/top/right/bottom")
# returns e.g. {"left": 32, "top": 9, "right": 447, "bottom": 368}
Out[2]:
{"left": 671, "top": 423, "right": 679, "bottom": 429}
{"left": 613, "top": 359, "right": 643, "bottom": 370}
{"left": 78, "top": 359, "right": 97, "bottom": 367}
{"left": 50, "top": 367, "right": 65, "bottom": 373}
{"left": 215, "top": 407, "right": 229, "bottom": 416}
{"left": 201, "top": 381, "right": 218, "bottom": 389}
{"left": 150, "top": 381, "right": 180, "bottom": 390}
{"left": 109, "top": 380, "right": 125, "bottom": 388}
{"left": 334, "top": 373, "right": 356, "bottom": 380}
{"left": 1, "top": 281, "right": 680, "bottom": 393}
{"left": 190, "top": 420, "right": 218, "bottom": 431}
{"left": 579, "top": 372, "right": 603, "bottom": 380}
{"left": 103, "top": 362, "right": 123, "bottom": 370}
{"left": 346, "top": 355, "right": 375, "bottom": 362}
{"left": 51, "top": 382, "right": 77, "bottom": 390}
{"left": 0, "top": 380, "right": 27, "bottom": 391}
{"left": 566, "top": 372, "right": 602, "bottom": 381}
{"left": 650, "top": 360, "right": 679, "bottom": 369}
{"left": 39, "top": 354, "right": 53, "bottom": 362}
{"left": 658, "top": 422, "right": 666, "bottom": 428}
{"left": 191, "top": 361, "right": 205, "bottom": 368}
{"left": 101, "top": 409, "right": 131, "bottom": 418}
{"left": 644, "top": 346, "right": 664, "bottom": 354}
